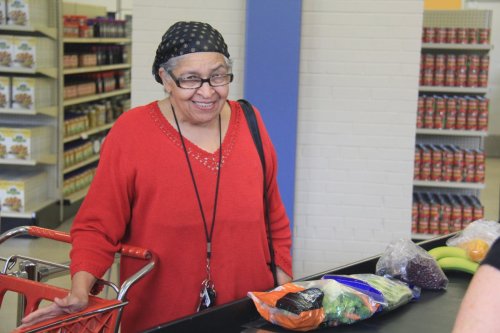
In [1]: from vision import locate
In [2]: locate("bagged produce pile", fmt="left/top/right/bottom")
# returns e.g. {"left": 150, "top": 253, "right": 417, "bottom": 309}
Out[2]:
{"left": 376, "top": 238, "right": 449, "bottom": 290}
{"left": 446, "top": 220, "right": 500, "bottom": 262}
{"left": 248, "top": 274, "right": 416, "bottom": 332}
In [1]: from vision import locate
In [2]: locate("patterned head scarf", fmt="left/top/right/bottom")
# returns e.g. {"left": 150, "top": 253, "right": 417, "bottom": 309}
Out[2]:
{"left": 152, "top": 21, "right": 230, "bottom": 84}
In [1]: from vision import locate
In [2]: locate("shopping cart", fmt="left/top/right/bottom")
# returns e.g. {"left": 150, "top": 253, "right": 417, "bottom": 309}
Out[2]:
{"left": 0, "top": 226, "right": 157, "bottom": 333}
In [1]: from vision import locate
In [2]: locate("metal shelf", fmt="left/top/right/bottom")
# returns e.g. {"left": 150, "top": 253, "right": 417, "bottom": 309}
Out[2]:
{"left": 64, "top": 37, "right": 131, "bottom": 44}
{"left": 63, "top": 122, "right": 114, "bottom": 143}
{"left": 421, "top": 43, "right": 492, "bottom": 50}
{"left": 416, "top": 128, "right": 487, "bottom": 137}
{"left": 63, "top": 88, "right": 131, "bottom": 106}
{"left": 0, "top": 25, "right": 57, "bottom": 39}
{"left": 419, "top": 86, "right": 488, "bottom": 94}
{"left": 63, "top": 155, "right": 100, "bottom": 174}
{"left": 0, "top": 106, "right": 58, "bottom": 117}
{"left": 64, "top": 186, "right": 90, "bottom": 204}
{"left": 64, "top": 63, "right": 131, "bottom": 75}
{"left": 0, "top": 154, "right": 57, "bottom": 166}
{"left": 0, "top": 67, "right": 58, "bottom": 79}
{"left": 413, "top": 180, "right": 485, "bottom": 190}
{"left": 0, "top": 198, "right": 58, "bottom": 219}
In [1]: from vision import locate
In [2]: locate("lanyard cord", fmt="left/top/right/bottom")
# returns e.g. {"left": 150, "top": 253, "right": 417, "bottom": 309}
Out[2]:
{"left": 171, "top": 103, "right": 222, "bottom": 261}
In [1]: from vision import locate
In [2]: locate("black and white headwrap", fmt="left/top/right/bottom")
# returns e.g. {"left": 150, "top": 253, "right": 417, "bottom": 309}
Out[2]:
{"left": 152, "top": 21, "right": 230, "bottom": 84}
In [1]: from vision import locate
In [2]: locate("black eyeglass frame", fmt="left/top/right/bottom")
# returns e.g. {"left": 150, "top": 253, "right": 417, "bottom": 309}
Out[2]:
{"left": 168, "top": 70, "right": 234, "bottom": 89}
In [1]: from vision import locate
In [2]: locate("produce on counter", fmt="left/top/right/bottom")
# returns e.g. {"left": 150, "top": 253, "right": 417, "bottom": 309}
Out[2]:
{"left": 437, "top": 257, "right": 479, "bottom": 274}
{"left": 376, "top": 238, "right": 448, "bottom": 290}
{"left": 446, "top": 220, "right": 500, "bottom": 262}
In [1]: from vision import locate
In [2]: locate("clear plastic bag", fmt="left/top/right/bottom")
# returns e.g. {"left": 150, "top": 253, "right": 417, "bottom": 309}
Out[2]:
{"left": 376, "top": 238, "right": 448, "bottom": 290}
{"left": 248, "top": 279, "right": 381, "bottom": 331}
{"left": 446, "top": 220, "right": 500, "bottom": 262}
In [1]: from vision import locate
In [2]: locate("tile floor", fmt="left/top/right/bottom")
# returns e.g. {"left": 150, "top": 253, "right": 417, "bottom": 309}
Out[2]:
{"left": 0, "top": 158, "right": 499, "bottom": 332}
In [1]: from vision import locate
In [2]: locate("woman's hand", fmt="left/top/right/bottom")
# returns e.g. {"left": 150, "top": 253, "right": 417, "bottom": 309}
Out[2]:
{"left": 19, "top": 271, "right": 96, "bottom": 329}
{"left": 19, "top": 292, "right": 89, "bottom": 328}
{"left": 276, "top": 266, "right": 292, "bottom": 285}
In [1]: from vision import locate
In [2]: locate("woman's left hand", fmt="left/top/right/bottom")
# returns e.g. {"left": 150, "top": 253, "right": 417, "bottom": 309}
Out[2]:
{"left": 276, "top": 267, "right": 292, "bottom": 285}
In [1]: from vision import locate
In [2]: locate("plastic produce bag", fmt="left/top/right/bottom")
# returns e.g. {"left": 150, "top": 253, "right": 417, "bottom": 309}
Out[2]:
{"left": 446, "top": 220, "right": 500, "bottom": 262}
{"left": 350, "top": 274, "right": 418, "bottom": 311}
{"left": 376, "top": 238, "right": 448, "bottom": 290}
{"left": 248, "top": 279, "right": 381, "bottom": 331}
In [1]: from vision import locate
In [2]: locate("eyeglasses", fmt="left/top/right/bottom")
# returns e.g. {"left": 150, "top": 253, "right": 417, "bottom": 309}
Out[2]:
{"left": 168, "top": 70, "right": 234, "bottom": 89}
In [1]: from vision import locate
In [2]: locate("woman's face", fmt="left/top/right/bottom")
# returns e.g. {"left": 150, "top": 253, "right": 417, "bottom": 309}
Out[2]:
{"left": 161, "top": 52, "right": 231, "bottom": 125}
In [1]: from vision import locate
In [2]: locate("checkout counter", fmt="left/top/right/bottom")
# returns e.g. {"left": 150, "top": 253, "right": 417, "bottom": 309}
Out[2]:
{"left": 144, "top": 235, "right": 470, "bottom": 333}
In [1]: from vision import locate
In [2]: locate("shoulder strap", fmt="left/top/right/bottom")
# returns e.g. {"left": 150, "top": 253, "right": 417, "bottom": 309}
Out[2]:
{"left": 238, "top": 99, "right": 278, "bottom": 287}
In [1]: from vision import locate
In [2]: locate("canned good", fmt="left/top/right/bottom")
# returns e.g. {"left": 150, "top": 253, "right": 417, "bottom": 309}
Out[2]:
{"left": 435, "top": 54, "right": 446, "bottom": 70}
{"left": 478, "top": 28, "right": 490, "bottom": 44}
{"left": 467, "top": 28, "right": 478, "bottom": 44}
{"left": 456, "top": 28, "right": 467, "bottom": 44}
{"left": 444, "top": 70, "right": 455, "bottom": 87}
{"left": 424, "top": 99, "right": 435, "bottom": 128}
{"left": 434, "top": 69, "right": 445, "bottom": 86}
{"left": 434, "top": 97, "right": 445, "bottom": 128}
{"left": 423, "top": 27, "right": 435, "bottom": 43}
{"left": 412, "top": 198, "right": 419, "bottom": 233}
{"left": 446, "top": 54, "right": 456, "bottom": 71}
{"left": 456, "top": 54, "right": 467, "bottom": 68}
{"left": 440, "top": 202, "right": 452, "bottom": 234}
{"left": 434, "top": 28, "right": 447, "bottom": 43}
{"left": 422, "top": 69, "right": 434, "bottom": 86}
{"left": 418, "top": 199, "right": 430, "bottom": 234}
{"left": 480, "top": 54, "right": 489, "bottom": 71}
{"left": 444, "top": 97, "right": 457, "bottom": 129}
{"left": 477, "top": 110, "right": 488, "bottom": 131}
{"left": 450, "top": 203, "right": 462, "bottom": 232}
{"left": 446, "top": 27, "right": 456, "bottom": 44}
{"left": 467, "top": 68, "right": 478, "bottom": 87}
{"left": 466, "top": 98, "right": 478, "bottom": 130}
{"left": 468, "top": 54, "right": 480, "bottom": 69}
{"left": 422, "top": 53, "right": 435, "bottom": 69}
{"left": 417, "top": 96, "right": 425, "bottom": 128}
{"left": 429, "top": 200, "right": 441, "bottom": 234}
{"left": 455, "top": 98, "right": 467, "bottom": 129}
{"left": 456, "top": 68, "right": 467, "bottom": 87}
{"left": 478, "top": 70, "right": 488, "bottom": 87}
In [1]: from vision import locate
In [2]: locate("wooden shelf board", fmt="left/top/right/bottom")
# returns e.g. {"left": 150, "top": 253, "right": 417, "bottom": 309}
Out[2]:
{"left": 0, "top": 25, "right": 57, "bottom": 39}
{"left": 63, "top": 122, "right": 114, "bottom": 143}
{"left": 0, "top": 154, "right": 56, "bottom": 166}
{"left": 63, "top": 155, "right": 100, "bottom": 174}
{"left": 0, "top": 67, "right": 58, "bottom": 78}
{"left": 64, "top": 63, "right": 131, "bottom": 75}
{"left": 64, "top": 186, "right": 90, "bottom": 204}
{"left": 64, "top": 37, "right": 131, "bottom": 44}
{"left": 63, "top": 88, "right": 131, "bottom": 106}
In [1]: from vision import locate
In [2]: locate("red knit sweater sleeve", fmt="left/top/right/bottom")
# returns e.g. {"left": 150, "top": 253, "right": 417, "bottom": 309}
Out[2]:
{"left": 69, "top": 109, "right": 137, "bottom": 278}
{"left": 251, "top": 105, "right": 293, "bottom": 278}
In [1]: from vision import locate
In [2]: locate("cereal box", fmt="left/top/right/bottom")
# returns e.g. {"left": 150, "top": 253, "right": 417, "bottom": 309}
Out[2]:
{"left": 7, "top": 0, "right": 29, "bottom": 26}
{"left": 0, "top": 0, "right": 6, "bottom": 25}
{"left": 0, "top": 35, "right": 13, "bottom": 68}
{"left": 12, "top": 36, "right": 34, "bottom": 68}
{"left": 11, "top": 77, "right": 52, "bottom": 110}
{"left": 0, "top": 76, "right": 10, "bottom": 108}
{"left": 0, "top": 129, "right": 6, "bottom": 158}
{"left": 0, "top": 169, "right": 47, "bottom": 213}
{"left": 0, "top": 125, "right": 52, "bottom": 160}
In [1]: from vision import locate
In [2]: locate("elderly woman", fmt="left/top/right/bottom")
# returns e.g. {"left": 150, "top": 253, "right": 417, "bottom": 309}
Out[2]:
{"left": 21, "top": 21, "right": 292, "bottom": 333}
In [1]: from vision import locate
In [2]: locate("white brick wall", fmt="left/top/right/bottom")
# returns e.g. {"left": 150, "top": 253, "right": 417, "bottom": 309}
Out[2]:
{"left": 293, "top": 0, "right": 423, "bottom": 278}
{"left": 130, "top": 0, "right": 424, "bottom": 279}
{"left": 130, "top": 0, "right": 246, "bottom": 107}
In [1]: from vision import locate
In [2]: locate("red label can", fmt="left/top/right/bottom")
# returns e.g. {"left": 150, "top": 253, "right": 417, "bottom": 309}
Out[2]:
{"left": 468, "top": 28, "right": 478, "bottom": 44}
{"left": 423, "top": 27, "right": 435, "bottom": 43}
{"left": 422, "top": 69, "right": 434, "bottom": 86}
{"left": 451, "top": 204, "right": 462, "bottom": 232}
{"left": 468, "top": 54, "right": 480, "bottom": 70}
{"left": 457, "top": 54, "right": 467, "bottom": 68}
{"left": 456, "top": 68, "right": 467, "bottom": 87}
{"left": 435, "top": 28, "right": 446, "bottom": 43}
{"left": 446, "top": 54, "right": 456, "bottom": 71}
{"left": 445, "top": 98, "right": 457, "bottom": 129}
{"left": 440, "top": 202, "right": 451, "bottom": 234}
{"left": 479, "top": 28, "right": 490, "bottom": 44}
{"left": 467, "top": 68, "right": 478, "bottom": 88}
{"left": 434, "top": 69, "right": 445, "bottom": 86}
{"left": 456, "top": 28, "right": 467, "bottom": 44}
{"left": 480, "top": 54, "right": 489, "bottom": 71}
{"left": 478, "top": 70, "right": 488, "bottom": 87}
{"left": 446, "top": 27, "right": 456, "bottom": 44}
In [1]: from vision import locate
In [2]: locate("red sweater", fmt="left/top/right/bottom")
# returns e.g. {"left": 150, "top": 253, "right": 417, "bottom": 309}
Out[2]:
{"left": 69, "top": 100, "right": 292, "bottom": 333}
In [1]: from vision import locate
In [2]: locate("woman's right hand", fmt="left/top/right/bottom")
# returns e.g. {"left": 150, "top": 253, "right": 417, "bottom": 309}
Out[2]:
{"left": 19, "top": 271, "right": 96, "bottom": 329}
{"left": 19, "top": 292, "right": 89, "bottom": 328}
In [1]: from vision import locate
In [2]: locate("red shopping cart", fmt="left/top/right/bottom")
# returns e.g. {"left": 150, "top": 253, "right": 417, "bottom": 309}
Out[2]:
{"left": 0, "top": 226, "right": 156, "bottom": 333}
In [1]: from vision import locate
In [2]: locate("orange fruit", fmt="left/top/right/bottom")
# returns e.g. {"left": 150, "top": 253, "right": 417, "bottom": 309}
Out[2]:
{"left": 461, "top": 239, "right": 490, "bottom": 262}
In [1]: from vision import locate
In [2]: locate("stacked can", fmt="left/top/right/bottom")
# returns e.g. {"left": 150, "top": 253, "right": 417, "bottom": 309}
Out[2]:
{"left": 412, "top": 192, "right": 484, "bottom": 235}
{"left": 422, "top": 26, "right": 490, "bottom": 45}
{"left": 474, "top": 149, "right": 485, "bottom": 183}
{"left": 478, "top": 54, "right": 489, "bottom": 87}
{"left": 440, "top": 144, "right": 454, "bottom": 182}
{"left": 477, "top": 96, "right": 489, "bottom": 130}
{"left": 444, "top": 97, "right": 457, "bottom": 129}
{"left": 455, "top": 97, "right": 467, "bottom": 129}
{"left": 417, "top": 96, "right": 425, "bottom": 128}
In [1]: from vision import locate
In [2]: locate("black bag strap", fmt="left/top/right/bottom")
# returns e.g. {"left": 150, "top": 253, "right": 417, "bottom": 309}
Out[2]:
{"left": 238, "top": 99, "right": 278, "bottom": 287}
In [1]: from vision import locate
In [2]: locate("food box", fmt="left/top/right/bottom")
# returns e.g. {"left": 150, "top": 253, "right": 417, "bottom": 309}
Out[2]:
{"left": 0, "top": 129, "right": 6, "bottom": 158}
{"left": 0, "top": 0, "right": 6, "bottom": 25}
{"left": 12, "top": 36, "right": 56, "bottom": 69}
{"left": 7, "top": 0, "right": 50, "bottom": 27}
{"left": 0, "top": 125, "right": 52, "bottom": 160}
{"left": 0, "top": 76, "right": 10, "bottom": 108}
{"left": 0, "top": 35, "right": 14, "bottom": 68}
{"left": 63, "top": 54, "right": 78, "bottom": 69}
{"left": 11, "top": 76, "right": 53, "bottom": 110}
{"left": 0, "top": 169, "right": 48, "bottom": 212}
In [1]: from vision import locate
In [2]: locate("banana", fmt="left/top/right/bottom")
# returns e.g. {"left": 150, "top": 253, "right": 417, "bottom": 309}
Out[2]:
{"left": 428, "top": 246, "right": 467, "bottom": 260}
{"left": 437, "top": 257, "right": 479, "bottom": 275}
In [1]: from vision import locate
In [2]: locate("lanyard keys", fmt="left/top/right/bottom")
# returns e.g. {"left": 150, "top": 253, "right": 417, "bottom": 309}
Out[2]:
{"left": 197, "top": 279, "right": 216, "bottom": 312}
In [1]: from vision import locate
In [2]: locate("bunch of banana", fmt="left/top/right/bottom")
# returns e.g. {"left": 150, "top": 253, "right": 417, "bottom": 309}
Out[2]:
{"left": 428, "top": 246, "right": 479, "bottom": 274}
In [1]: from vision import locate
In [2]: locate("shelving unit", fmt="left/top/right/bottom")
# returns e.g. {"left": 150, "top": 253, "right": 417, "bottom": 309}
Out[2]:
{"left": 413, "top": 10, "right": 493, "bottom": 240}
{"left": 0, "top": 2, "right": 131, "bottom": 231}
{"left": 0, "top": 1, "right": 61, "bottom": 232}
